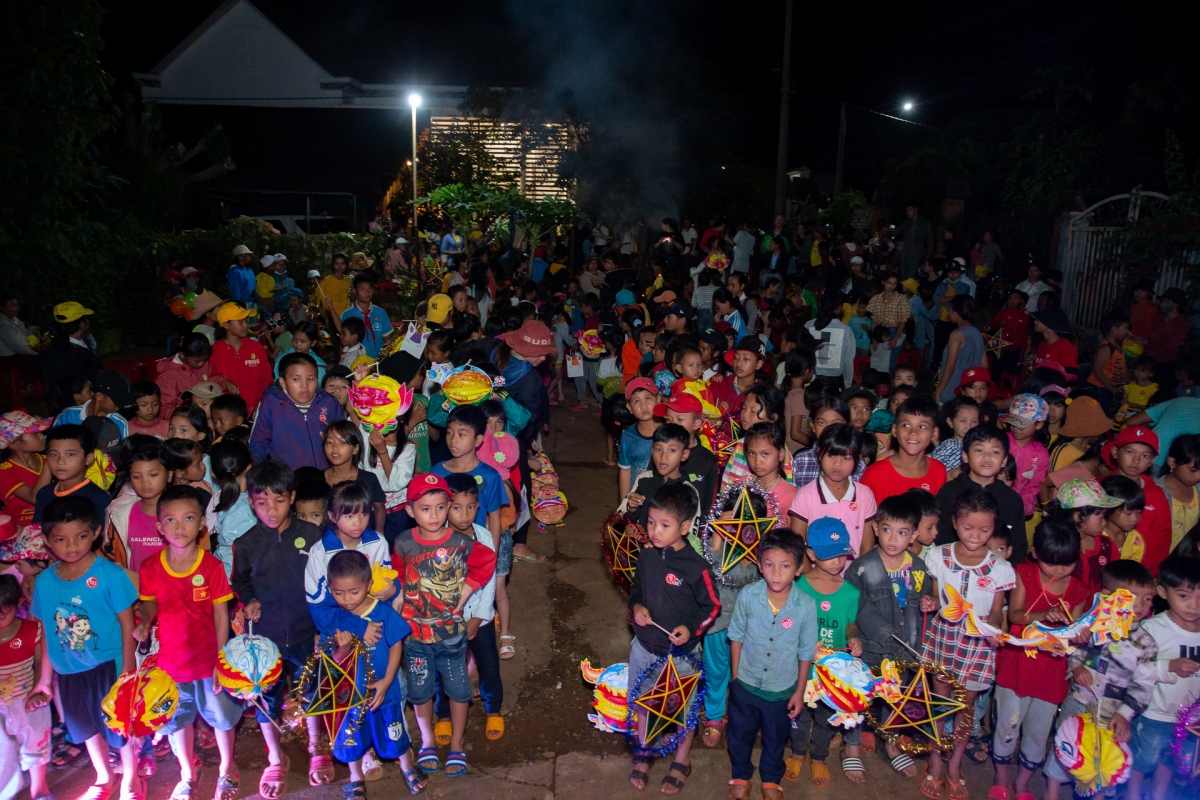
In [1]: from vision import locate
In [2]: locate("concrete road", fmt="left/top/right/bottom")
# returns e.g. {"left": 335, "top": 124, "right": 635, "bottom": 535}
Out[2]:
{"left": 41, "top": 405, "right": 1005, "bottom": 799}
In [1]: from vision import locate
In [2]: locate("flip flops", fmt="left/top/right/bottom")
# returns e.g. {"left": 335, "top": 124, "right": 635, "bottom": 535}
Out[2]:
{"left": 258, "top": 757, "right": 289, "bottom": 800}
{"left": 309, "top": 754, "right": 334, "bottom": 787}
{"left": 486, "top": 714, "right": 505, "bottom": 740}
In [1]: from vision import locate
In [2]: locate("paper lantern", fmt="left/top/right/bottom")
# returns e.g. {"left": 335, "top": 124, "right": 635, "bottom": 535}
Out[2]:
{"left": 579, "top": 329, "right": 604, "bottom": 359}
{"left": 1054, "top": 713, "right": 1132, "bottom": 796}
{"left": 803, "top": 648, "right": 876, "bottom": 728}
{"left": 102, "top": 659, "right": 180, "bottom": 738}
{"left": 348, "top": 374, "right": 413, "bottom": 435}
{"left": 441, "top": 365, "right": 496, "bottom": 409}
{"left": 601, "top": 513, "right": 645, "bottom": 590}
{"left": 580, "top": 660, "right": 629, "bottom": 733}
{"left": 534, "top": 492, "right": 568, "bottom": 529}
{"left": 217, "top": 631, "right": 283, "bottom": 701}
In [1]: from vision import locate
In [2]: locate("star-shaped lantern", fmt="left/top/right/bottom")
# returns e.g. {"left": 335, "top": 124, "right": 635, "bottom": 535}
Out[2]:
{"left": 300, "top": 637, "right": 373, "bottom": 748}
{"left": 708, "top": 486, "right": 777, "bottom": 572}
{"left": 634, "top": 656, "right": 702, "bottom": 745}
{"left": 984, "top": 329, "right": 1012, "bottom": 358}
{"left": 602, "top": 514, "right": 645, "bottom": 588}
{"left": 872, "top": 661, "right": 968, "bottom": 753}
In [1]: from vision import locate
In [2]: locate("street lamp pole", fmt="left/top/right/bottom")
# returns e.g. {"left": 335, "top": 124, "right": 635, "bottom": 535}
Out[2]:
{"left": 408, "top": 93, "right": 421, "bottom": 234}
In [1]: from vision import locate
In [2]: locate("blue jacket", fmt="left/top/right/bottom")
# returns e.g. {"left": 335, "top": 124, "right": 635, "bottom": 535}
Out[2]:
{"left": 227, "top": 264, "right": 257, "bottom": 304}
{"left": 248, "top": 383, "right": 345, "bottom": 468}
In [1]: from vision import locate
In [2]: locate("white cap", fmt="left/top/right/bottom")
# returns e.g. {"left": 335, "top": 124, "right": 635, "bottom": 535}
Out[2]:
{"left": 231, "top": 244, "right": 252, "bottom": 256}
{"left": 850, "top": 255, "right": 864, "bottom": 264}
{"left": 273, "top": 253, "right": 288, "bottom": 262}
{"left": 260, "top": 254, "right": 276, "bottom": 268}
{"left": 395, "top": 237, "right": 408, "bottom": 245}
{"left": 307, "top": 269, "right": 321, "bottom": 279}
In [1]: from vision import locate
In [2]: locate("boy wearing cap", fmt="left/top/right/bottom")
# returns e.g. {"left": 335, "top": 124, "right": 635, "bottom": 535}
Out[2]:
{"left": 956, "top": 366, "right": 1000, "bottom": 427}
{"left": 227, "top": 245, "right": 257, "bottom": 305}
{"left": 710, "top": 337, "right": 765, "bottom": 418}
{"left": 210, "top": 302, "right": 273, "bottom": 413}
{"left": 53, "top": 370, "right": 132, "bottom": 439}
{"left": 1032, "top": 307, "right": 1078, "bottom": 371}
{"left": 618, "top": 378, "right": 660, "bottom": 500}
{"left": 659, "top": 387, "right": 719, "bottom": 511}
{"left": 0, "top": 411, "right": 51, "bottom": 524}
{"left": 620, "top": 423, "right": 702, "bottom": 543}
{"left": 1005, "top": 393, "right": 1051, "bottom": 524}
{"left": 1108, "top": 427, "right": 1173, "bottom": 574}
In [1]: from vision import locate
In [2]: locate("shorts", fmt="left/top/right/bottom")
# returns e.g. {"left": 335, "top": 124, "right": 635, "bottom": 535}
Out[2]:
{"left": 405, "top": 635, "right": 470, "bottom": 706}
{"left": 496, "top": 529, "right": 514, "bottom": 578}
{"left": 991, "top": 686, "right": 1057, "bottom": 769}
{"left": 160, "top": 677, "right": 244, "bottom": 735}
{"left": 628, "top": 638, "right": 700, "bottom": 717}
{"left": 0, "top": 699, "right": 52, "bottom": 769}
{"left": 59, "top": 660, "right": 125, "bottom": 749}
{"left": 331, "top": 702, "right": 411, "bottom": 764}
{"left": 1130, "top": 716, "right": 1191, "bottom": 775}
{"left": 256, "top": 639, "right": 314, "bottom": 725}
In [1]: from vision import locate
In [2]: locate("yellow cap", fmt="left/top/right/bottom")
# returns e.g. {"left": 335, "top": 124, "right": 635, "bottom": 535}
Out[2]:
{"left": 901, "top": 278, "right": 921, "bottom": 294}
{"left": 53, "top": 301, "right": 94, "bottom": 323}
{"left": 216, "top": 302, "right": 253, "bottom": 326}
{"left": 427, "top": 293, "right": 452, "bottom": 325}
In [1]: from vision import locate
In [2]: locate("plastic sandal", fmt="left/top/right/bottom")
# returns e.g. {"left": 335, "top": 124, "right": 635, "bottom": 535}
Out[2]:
{"left": 890, "top": 753, "right": 917, "bottom": 777}
{"left": 986, "top": 788, "right": 1010, "bottom": 800}
{"left": 842, "top": 756, "right": 865, "bottom": 784}
{"left": 169, "top": 777, "right": 199, "bottom": 800}
{"left": 120, "top": 779, "right": 147, "bottom": 800}
{"left": 416, "top": 748, "right": 439, "bottom": 772}
{"left": 660, "top": 761, "right": 691, "bottom": 793}
{"left": 499, "top": 635, "right": 516, "bottom": 660}
{"left": 433, "top": 719, "right": 452, "bottom": 746}
{"left": 137, "top": 756, "right": 156, "bottom": 779}
{"left": 727, "top": 780, "right": 750, "bottom": 799}
{"left": 402, "top": 768, "right": 427, "bottom": 795}
{"left": 444, "top": 751, "right": 468, "bottom": 778}
{"left": 258, "top": 756, "right": 289, "bottom": 799}
{"left": 213, "top": 772, "right": 239, "bottom": 800}
{"left": 341, "top": 781, "right": 366, "bottom": 800}
{"left": 1015, "top": 793, "right": 1036, "bottom": 800}
{"left": 629, "top": 757, "right": 653, "bottom": 789}
{"left": 309, "top": 754, "right": 335, "bottom": 787}
{"left": 486, "top": 714, "right": 505, "bottom": 740}
{"left": 810, "top": 759, "right": 831, "bottom": 788}
{"left": 701, "top": 719, "right": 724, "bottom": 748}
{"left": 784, "top": 755, "right": 804, "bottom": 781}
{"left": 920, "top": 765, "right": 945, "bottom": 800}
{"left": 361, "top": 749, "right": 383, "bottom": 781}
{"left": 947, "top": 776, "right": 969, "bottom": 800}
{"left": 762, "top": 783, "right": 785, "bottom": 800}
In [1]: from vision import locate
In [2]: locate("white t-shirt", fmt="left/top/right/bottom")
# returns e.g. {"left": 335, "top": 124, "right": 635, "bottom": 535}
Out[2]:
{"left": 805, "top": 319, "right": 855, "bottom": 388}
{"left": 732, "top": 230, "right": 756, "bottom": 273}
{"left": 1015, "top": 280, "right": 1050, "bottom": 312}
{"left": 681, "top": 226, "right": 698, "bottom": 255}
{"left": 925, "top": 543, "right": 1016, "bottom": 613}
{"left": 593, "top": 224, "right": 610, "bottom": 248}
{"left": 1141, "top": 611, "right": 1200, "bottom": 722}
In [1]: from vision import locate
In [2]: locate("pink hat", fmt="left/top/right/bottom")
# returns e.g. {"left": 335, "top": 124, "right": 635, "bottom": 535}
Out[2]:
{"left": 0, "top": 523, "right": 52, "bottom": 560}
{"left": 504, "top": 320, "right": 557, "bottom": 358}
{"left": 0, "top": 411, "right": 52, "bottom": 450}
{"left": 478, "top": 429, "right": 519, "bottom": 474}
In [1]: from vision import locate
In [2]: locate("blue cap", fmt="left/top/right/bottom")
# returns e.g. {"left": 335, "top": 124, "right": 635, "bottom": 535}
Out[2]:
{"left": 616, "top": 289, "right": 635, "bottom": 306}
{"left": 805, "top": 517, "right": 854, "bottom": 560}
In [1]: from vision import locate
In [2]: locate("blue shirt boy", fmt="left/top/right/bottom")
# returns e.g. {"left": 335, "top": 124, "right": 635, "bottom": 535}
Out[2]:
{"left": 31, "top": 557, "right": 138, "bottom": 674}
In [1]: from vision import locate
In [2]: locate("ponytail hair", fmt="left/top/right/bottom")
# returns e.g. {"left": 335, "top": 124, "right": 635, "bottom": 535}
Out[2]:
{"left": 210, "top": 440, "right": 253, "bottom": 514}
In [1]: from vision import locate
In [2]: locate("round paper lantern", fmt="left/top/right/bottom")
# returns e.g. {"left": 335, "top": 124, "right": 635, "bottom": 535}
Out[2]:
{"left": 169, "top": 298, "right": 189, "bottom": 317}
{"left": 442, "top": 366, "right": 495, "bottom": 408}
{"left": 217, "top": 632, "right": 283, "bottom": 700}
{"left": 1054, "top": 713, "right": 1132, "bottom": 796}
{"left": 348, "top": 374, "right": 412, "bottom": 435}
{"left": 534, "top": 492, "right": 568, "bottom": 528}
{"left": 580, "top": 660, "right": 629, "bottom": 733}
{"left": 579, "top": 329, "right": 604, "bottom": 359}
{"left": 102, "top": 660, "right": 180, "bottom": 738}
{"left": 808, "top": 650, "right": 875, "bottom": 727}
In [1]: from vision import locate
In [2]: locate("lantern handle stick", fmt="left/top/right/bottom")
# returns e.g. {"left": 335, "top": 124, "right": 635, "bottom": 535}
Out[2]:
{"left": 890, "top": 634, "right": 925, "bottom": 661}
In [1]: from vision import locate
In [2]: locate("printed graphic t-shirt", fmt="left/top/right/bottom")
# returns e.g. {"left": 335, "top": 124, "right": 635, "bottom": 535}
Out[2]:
{"left": 795, "top": 575, "right": 860, "bottom": 650}
{"left": 31, "top": 556, "right": 137, "bottom": 675}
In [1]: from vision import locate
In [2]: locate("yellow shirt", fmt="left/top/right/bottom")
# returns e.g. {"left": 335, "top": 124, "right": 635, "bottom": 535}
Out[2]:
{"left": 1120, "top": 529, "right": 1146, "bottom": 562}
{"left": 319, "top": 274, "right": 353, "bottom": 320}
{"left": 255, "top": 272, "right": 275, "bottom": 301}
{"left": 1167, "top": 484, "right": 1200, "bottom": 551}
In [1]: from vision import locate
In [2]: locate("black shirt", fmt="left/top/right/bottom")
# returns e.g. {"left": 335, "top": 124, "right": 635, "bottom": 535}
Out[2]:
{"left": 628, "top": 541, "right": 720, "bottom": 655}
{"left": 934, "top": 473, "right": 1028, "bottom": 564}
{"left": 230, "top": 517, "right": 323, "bottom": 648}
{"left": 33, "top": 480, "right": 111, "bottom": 524}
{"left": 682, "top": 442, "right": 720, "bottom": 516}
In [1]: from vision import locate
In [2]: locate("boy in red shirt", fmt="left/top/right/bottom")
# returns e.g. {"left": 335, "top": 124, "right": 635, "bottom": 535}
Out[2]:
{"left": 1105, "top": 427, "right": 1173, "bottom": 573}
{"left": 135, "top": 485, "right": 242, "bottom": 800}
{"left": 862, "top": 395, "right": 947, "bottom": 503}
{"left": 209, "top": 303, "right": 272, "bottom": 414}
{"left": 989, "top": 290, "right": 1031, "bottom": 377}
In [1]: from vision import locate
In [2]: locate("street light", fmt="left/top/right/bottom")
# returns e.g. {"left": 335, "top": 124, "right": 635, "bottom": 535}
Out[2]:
{"left": 408, "top": 93, "right": 421, "bottom": 234}
{"left": 902, "top": 100, "right": 914, "bottom": 112}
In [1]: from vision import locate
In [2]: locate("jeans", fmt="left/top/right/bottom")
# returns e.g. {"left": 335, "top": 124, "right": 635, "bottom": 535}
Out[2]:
{"left": 702, "top": 629, "right": 731, "bottom": 721}
{"left": 436, "top": 621, "right": 504, "bottom": 717}
{"left": 406, "top": 634, "right": 470, "bottom": 705}
{"left": 728, "top": 681, "right": 791, "bottom": 785}
{"left": 791, "top": 702, "right": 860, "bottom": 761}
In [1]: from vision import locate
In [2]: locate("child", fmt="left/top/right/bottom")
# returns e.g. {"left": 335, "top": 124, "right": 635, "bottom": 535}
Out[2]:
{"left": 621, "top": 423, "right": 700, "bottom": 539}
{"left": 789, "top": 518, "right": 865, "bottom": 786}
{"left": 907, "top": 487, "right": 941, "bottom": 560}
{"left": 274, "top": 320, "right": 327, "bottom": 384}
{"left": 1043, "top": 560, "right": 1158, "bottom": 800}
{"left": 30, "top": 497, "right": 139, "bottom": 799}
{"left": 476, "top": 429, "right": 519, "bottom": 659}
{"left": 1157, "top": 433, "right": 1200, "bottom": 554}
{"left": 360, "top": 406, "right": 418, "bottom": 547}
{"left": 627, "top": 483, "right": 719, "bottom": 792}
{"left": 1107, "top": 427, "right": 1172, "bottom": 573}
{"left": 167, "top": 405, "right": 213, "bottom": 453}
{"left": 431, "top": 405, "right": 505, "bottom": 541}
{"left": 294, "top": 480, "right": 329, "bottom": 526}
{"left": 322, "top": 421, "right": 387, "bottom": 534}
{"left": 339, "top": 317, "right": 368, "bottom": 368}
{"left": 395, "top": 474, "right": 496, "bottom": 778}
{"left": 721, "top": 384, "right": 790, "bottom": 493}
{"left": 790, "top": 395, "right": 867, "bottom": 489}
{"left": 209, "top": 394, "right": 249, "bottom": 444}
{"left": 1101, "top": 475, "right": 1148, "bottom": 561}
{"left": 135, "top": 486, "right": 242, "bottom": 800}
{"left": 869, "top": 325, "right": 902, "bottom": 379}
{"left": 1116, "top": 356, "right": 1159, "bottom": 428}
{"left": 1126, "top": 557, "right": 1200, "bottom": 800}
{"left": 231, "top": 461, "right": 333, "bottom": 790}
{"left": 0, "top": 574, "right": 53, "bottom": 800}
{"left": 658, "top": 388, "right": 720, "bottom": 512}
{"left": 710, "top": 337, "right": 766, "bottom": 418}
{"left": 725, "top": 530, "right": 816, "bottom": 800}
{"left": 844, "top": 388, "right": 875, "bottom": 433}
{"left": 848, "top": 299, "right": 872, "bottom": 354}
{"left": 1047, "top": 478, "right": 1122, "bottom": 591}
{"left": 162, "top": 438, "right": 212, "bottom": 511}
{"left": 618, "top": 378, "right": 660, "bottom": 500}
{"left": 956, "top": 367, "right": 1000, "bottom": 427}
{"left": 0, "top": 411, "right": 50, "bottom": 524}
{"left": 789, "top": 424, "right": 878, "bottom": 556}
{"left": 990, "top": 520, "right": 1091, "bottom": 800}
{"left": 157, "top": 333, "right": 226, "bottom": 418}
{"left": 324, "top": 550, "right": 424, "bottom": 796}
{"left": 1004, "top": 393, "right": 1050, "bottom": 525}
{"left": 921, "top": 488, "right": 1016, "bottom": 799}
{"left": 935, "top": 426, "right": 1029, "bottom": 563}
{"left": 861, "top": 394, "right": 947, "bottom": 503}
{"left": 127, "top": 381, "right": 169, "bottom": 438}
{"left": 102, "top": 436, "right": 169, "bottom": 574}
{"left": 743, "top": 422, "right": 797, "bottom": 514}
{"left": 251, "top": 352, "right": 346, "bottom": 469}
{"left": 31, "top": 425, "right": 110, "bottom": 523}
{"left": 848, "top": 494, "right": 932, "bottom": 775}
{"left": 209, "top": 302, "right": 273, "bottom": 414}
{"left": 54, "top": 370, "right": 133, "bottom": 439}
{"left": 209, "top": 440, "right": 255, "bottom": 578}
{"left": 931, "top": 397, "right": 980, "bottom": 478}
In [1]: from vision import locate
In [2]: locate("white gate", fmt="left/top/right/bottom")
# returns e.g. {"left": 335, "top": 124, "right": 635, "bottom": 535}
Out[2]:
{"left": 1058, "top": 190, "right": 1183, "bottom": 331}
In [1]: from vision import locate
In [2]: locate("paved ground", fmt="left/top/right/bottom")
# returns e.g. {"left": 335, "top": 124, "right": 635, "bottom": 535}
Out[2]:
{"left": 41, "top": 404, "right": 1009, "bottom": 799}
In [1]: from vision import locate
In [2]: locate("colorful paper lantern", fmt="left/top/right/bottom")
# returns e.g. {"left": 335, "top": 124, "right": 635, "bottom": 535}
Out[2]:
{"left": 441, "top": 365, "right": 497, "bottom": 409}
{"left": 601, "top": 513, "right": 646, "bottom": 590}
{"left": 534, "top": 492, "right": 568, "bottom": 530}
{"left": 803, "top": 647, "right": 876, "bottom": 728}
{"left": 216, "top": 630, "right": 283, "bottom": 701}
{"left": 102, "top": 658, "right": 180, "bottom": 738}
{"left": 579, "top": 329, "right": 604, "bottom": 359}
{"left": 1054, "top": 713, "right": 1132, "bottom": 796}
{"left": 580, "top": 660, "right": 629, "bottom": 733}
{"left": 348, "top": 373, "right": 413, "bottom": 435}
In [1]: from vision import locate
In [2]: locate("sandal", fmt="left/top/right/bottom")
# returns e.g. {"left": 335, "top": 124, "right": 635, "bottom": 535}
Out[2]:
{"left": 120, "top": 780, "right": 147, "bottom": 800}
{"left": 361, "top": 749, "right": 383, "bottom": 781}
{"left": 810, "top": 759, "right": 831, "bottom": 788}
{"left": 920, "top": 765, "right": 945, "bottom": 800}
{"left": 860, "top": 730, "right": 877, "bottom": 754}
{"left": 486, "top": 714, "right": 505, "bottom": 740}
{"left": 214, "top": 772, "right": 239, "bottom": 800}
{"left": 258, "top": 758, "right": 289, "bottom": 799}
{"left": 434, "top": 719, "right": 452, "bottom": 746}
{"left": 784, "top": 755, "right": 804, "bottom": 781}
{"left": 660, "top": 761, "right": 691, "bottom": 794}
{"left": 987, "top": 788, "right": 1010, "bottom": 800}
{"left": 842, "top": 756, "right": 865, "bottom": 784}
{"left": 629, "top": 758, "right": 652, "bottom": 790}
{"left": 341, "top": 781, "right": 366, "bottom": 800}
{"left": 81, "top": 783, "right": 117, "bottom": 800}
{"left": 890, "top": 753, "right": 917, "bottom": 778}
{"left": 416, "top": 748, "right": 439, "bottom": 773}
{"left": 499, "top": 635, "right": 517, "bottom": 660}
{"left": 402, "top": 768, "right": 427, "bottom": 795}
{"left": 965, "top": 735, "right": 991, "bottom": 764}
{"left": 762, "top": 783, "right": 784, "bottom": 800}
{"left": 169, "top": 777, "right": 200, "bottom": 800}
{"left": 309, "top": 754, "right": 335, "bottom": 787}
{"left": 444, "top": 751, "right": 468, "bottom": 778}
{"left": 512, "top": 552, "right": 548, "bottom": 563}
{"left": 137, "top": 755, "right": 156, "bottom": 779}
{"left": 701, "top": 719, "right": 725, "bottom": 748}
{"left": 947, "top": 776, "right": 969, "bottom": 800}
{"left": 52, "top": 743, "right": 84, "bottom": 769}
{"left": 195, "top": 725, "right": 217, "bottom": 751}
{"left": 727, "top": 779, "right": 749, "bottom": 799}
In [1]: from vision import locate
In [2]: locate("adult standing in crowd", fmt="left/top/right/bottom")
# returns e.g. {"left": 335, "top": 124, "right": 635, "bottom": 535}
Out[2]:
{"left": 898, "top": 204, "right": 932, "bottom": 280}
{"left": 1147, "top": 287, "right": 1190, "bottom": 389}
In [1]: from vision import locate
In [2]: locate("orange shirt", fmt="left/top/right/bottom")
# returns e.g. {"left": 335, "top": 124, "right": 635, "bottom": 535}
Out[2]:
{"left": 621, "top": 338, "right": 643, "bottom": 388}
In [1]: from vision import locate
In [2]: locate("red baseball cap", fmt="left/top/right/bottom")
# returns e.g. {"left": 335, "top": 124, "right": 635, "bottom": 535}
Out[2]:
{"left": 624, "top": 377, "right": 657, "bottom": 401}
{"left": 955, "top": 366, "right": 994, "bottom": 395}
{"left": 1112, "top": 426, "right": 1159, "bottom": 455}
{"left": 406, "top": 473, "right": 452, "bottom": 504}
{"left": 654, "top": 388, "right": 702, "bottom": 418}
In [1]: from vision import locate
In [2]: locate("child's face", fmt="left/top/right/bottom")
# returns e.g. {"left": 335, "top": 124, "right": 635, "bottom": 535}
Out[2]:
{"left": 1076, "top": 509, "right": 1107, "bottom": 538}
{"left": 1048, "top": 402, "right": 1065, "bottom": 426}
{"left": 329, "top": 575, "right": 369, "bottom": 613}
{"left": 192, "top": 396, "right": 214, "bottom": 418}
{"left": 950, "top": 407, "right": 981, "bottom": 439}
{"left": 744, "top": 436, "right": 783, "bottom": 480}
{"left": 1116, "top": 443, "right": 1156, "bottom": 478}
{"left": 325, "top": 378, "right": 349, "bottom": 406}
{"left": 847, "top": 398, "right": 873, "bottom": 430}
{"left": 731, "top": 351, "right": 762, "bottom": 380}
{"left": 13, "top": 431, "right": 45, "bottom": 453}
{"left": 675, "top": 352, "right": 703, "bottom": 381}
{"left": 915, "top": 514, "right": 939, "bottom": 546}
{"left": 1158, "top": 582, "right": 1200, "bottom": 626}
{"left": 961, "top": 382, "right": 989, "bottom": 403}
{"left": 294, "top": 499, "right": 326, "bottom": 526}
{"left": 876, "top": 518, "right": 915, "bottom": 558}
{"left": 44, "top": 520, "right": 98, "bottom": 564}
{"left": 1133, "top": 365, "right": 1154, "bottom": 383}
{"left": 651, "top": 440, "right": 687, "bottom": 477}
{"left": 14, "top": 559, "right": 46, "bottom": 578}
{"left": 1170, "top": 457, "right": 1200, "bottom": 488}
{"left": 73, "top": 381, "right": 93, "bottom": 405}
{"left": 1108, "top": 505, "right": 1142, "bottom": 533}
{"left": 486, "top": 415, "right": 505, "bottom": 434}
{"left": 211, "top": 408, "right": 244, "bottom": 437}
{"left": 819, "top": 451, "right": 856, "bottom": 484}
{"left": 740, "top": 393, "right": 773, "bottom": 429}
{"left": 808, "top": 550, "right": 849, "bottom": 577}
{"left": 293, "top": 331, "right": 313, "bottom": 353}
{"left": 1120, "top": 581, "right": 1156, "bottom": 620}
{"left": 1034, "top": 554, "right": 1076, "bottom": 582}
{"left": 340, "top": 327, "right": 360, "bottom": 348}
{"left": 893, "top": 412, "right": 935, "bottom": 456}
{"left": 1008, "top": 293, "right": 1023, "bottom": 308}
{"left": 129, "top": 459, "right": 168, "bottom": 501}
{"left": 445, "top": 421, "right": 483, "bottom": 459}
{"left": 965, "top": 437, "right": 1006, "bottom": 479}
{"left": 0, "top": 604, "right": 16, "bottom": 630}
{"left": 331, "top": 508, "right": 370, "bottom": 539}
{"left": 758, "top": 546, "right": 801, "bottom": 593}
{"left": 985, "top": 536, "right": 1012, "bottom": 560}
{"left": 425, "top": 343, "right": 450, "bottom": 364}
{"left": 892, "top": 369, "right": 916, "bottom": 388}
{"left": 156, "top": 498, "right": 204, "bottom": 550}
{"left": 323, "top": 431, "right": 359, "bottom": 467}
{"left": 955, "top": 509, "right": 996, "bottom": 551}
{"left": 46, "top": 437, "right": 92, "bottom": 483}
{"left": 448, "top": 491, "right": 479, "bottom": 532}
{"left": 169, "top": 415, "right": 206, "bottom": 441}
{"left": 646, "top": 507, "right": 686, "bottom": 551}
{"left": 811, "top": 409, "right": 847, "bottom": 440}
{"left": 628, "top": 390, "right": 656, "bottom": 422}
{"left": 180, "top": 451, "right": 206, "bottom": 483}
{"left": 407, "top": 492, "right": 450, "bottom": 535}
{"left": 282, "top": 364, "right": 319, "bottom": 406}
{"left": 639, "top": 333, "right": 656, "bottom": 355}
{"left": 135, "top": 394, "right": 161, "bottom": 422}
{"left": 697, "top": 340, "right": 713, "bottom": 367}
{"left": 250, "top": 489, "right": 295, "bottom": 530}
{"left": 225, "top": 318, "right": 249, "bottom": 338}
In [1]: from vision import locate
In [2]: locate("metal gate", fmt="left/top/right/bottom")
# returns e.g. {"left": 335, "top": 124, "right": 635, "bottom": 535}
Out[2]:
{"left": 1058, "top": 190, "right": 1182, "bottom": 331}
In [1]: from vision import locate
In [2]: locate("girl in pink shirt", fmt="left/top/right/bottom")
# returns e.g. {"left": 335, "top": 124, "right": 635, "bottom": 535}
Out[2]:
{"left": 789, "top": 423, "right": 878, "bottom": 562}
{"left": 743, "top": 422, "right": 797, "bottom": 514}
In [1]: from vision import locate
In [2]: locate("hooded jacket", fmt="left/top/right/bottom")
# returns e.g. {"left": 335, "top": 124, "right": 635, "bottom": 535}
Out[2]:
{"left": 155, "top": 354, "right": 225, "bottom": 417}
{"left": 248, "top": 383, "right": 345, "bottom": 468}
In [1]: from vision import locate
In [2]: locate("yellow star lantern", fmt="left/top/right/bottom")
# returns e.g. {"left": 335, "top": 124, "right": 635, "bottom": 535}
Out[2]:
{"left": 601, "top": 513, "right": 645, "bottom": 589}
{"left": 634, "top": 656, "right": 701, "bottom": 745}
{"left": 867, "top": 660, "right": 968, "bottom": 754}
{"left": 708, "top": 486, "right": 777, "bottom": 572}
{"left": 299, "top": 637, "right": 374, "bottom": 748}
{"left": 984, "top": 329, "right": 1012, "bottom": 358}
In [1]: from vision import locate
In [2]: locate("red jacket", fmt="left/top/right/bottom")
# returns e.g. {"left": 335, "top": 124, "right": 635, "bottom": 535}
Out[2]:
{"left": 1139, "top": 477, "right": 1173, "bottom": 575}
{"left": 209, "top": 338, "right": 273, "bottom": 413}
{"left": 155, "top": 355, "right": 225, "bottom": 418}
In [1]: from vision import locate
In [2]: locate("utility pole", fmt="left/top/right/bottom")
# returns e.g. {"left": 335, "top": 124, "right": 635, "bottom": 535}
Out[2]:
{"left": 773, "top": 0, "right": 794, "bottom": 218}
{"left": 834, "top": 101, "right": 846, "bottom": 196}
